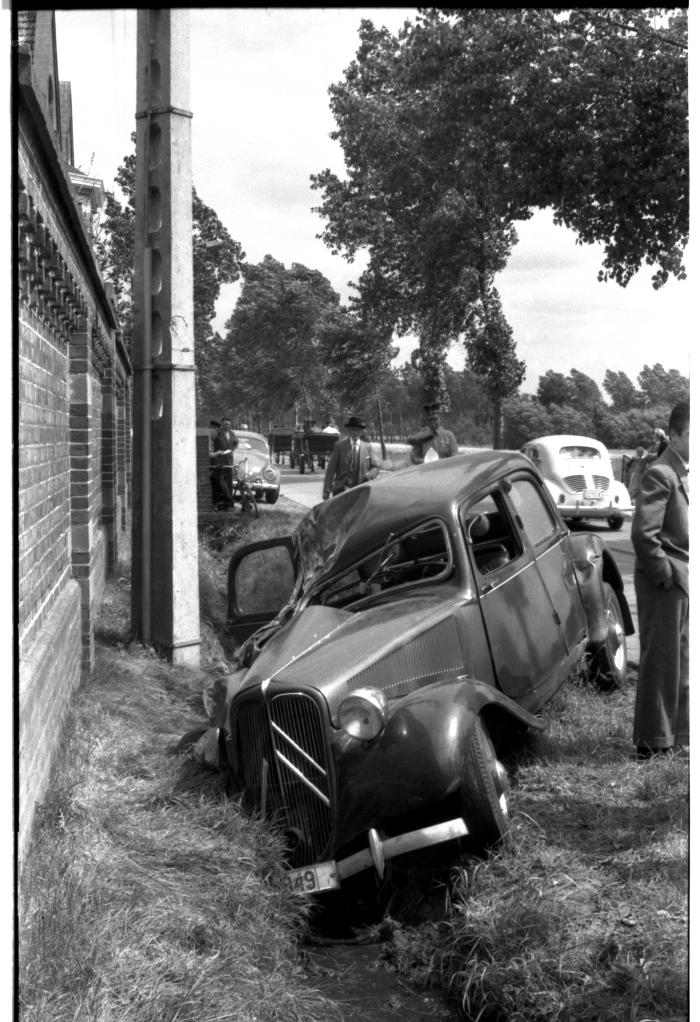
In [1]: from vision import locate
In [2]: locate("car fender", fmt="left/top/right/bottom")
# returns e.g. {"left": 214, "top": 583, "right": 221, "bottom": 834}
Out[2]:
{"left": 610, "top": 479, "right": 633, "bottom": 511}
{"left": 568, "top": 533, "right": 634, "bottom": 647}
{"left": 334, "top": 675, "right": 543, "bottom": 845}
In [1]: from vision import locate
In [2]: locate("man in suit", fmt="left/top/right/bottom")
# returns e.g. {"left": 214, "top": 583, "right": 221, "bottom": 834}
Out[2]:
{"left": 322, "top": 415, "right": 380, "bottom": 499}
{"left": 631, "top": 400, "right": 689, "bottom": 758}
{"left": 409, "top": 402, "right": 459, "bottom": 464}
{"left": 211, "top": 416, "right": 238, "bottom": 509}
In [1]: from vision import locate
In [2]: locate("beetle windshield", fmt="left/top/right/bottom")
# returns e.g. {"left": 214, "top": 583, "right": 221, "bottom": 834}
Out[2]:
{"left": 237, "top": 435, "right": 269, "bottom": 456}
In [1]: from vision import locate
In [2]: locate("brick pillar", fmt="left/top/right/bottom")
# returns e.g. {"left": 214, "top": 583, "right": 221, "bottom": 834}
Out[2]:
{"left": 100, "top": 357, "right": 117, "bottom": 571}
{"left": 69, "top": 315, "right": 97, "bottom": 671}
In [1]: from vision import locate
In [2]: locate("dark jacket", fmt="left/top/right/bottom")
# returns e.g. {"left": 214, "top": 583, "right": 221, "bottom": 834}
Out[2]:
{"left": 631, "top": 445, "right": 689, "bottom": 594}
{"left": 322, "top": 436, "right": 380, "bottom": 499}
{"left": 211, "top": 427, "right": 238, "bottom": 468}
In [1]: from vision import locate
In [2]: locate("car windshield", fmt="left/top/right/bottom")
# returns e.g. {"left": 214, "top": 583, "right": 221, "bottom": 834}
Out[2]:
{"left": 295, "top": 488, "right": 372, "bottom": 586}
{"left": 237, "top": 435, "right": 268, "bottom": 456}
{"left": 312, "top": 519, "right": 452, "bottom": 609}
{"left": 559, "top": 446, "right": 601, "bottom": 459}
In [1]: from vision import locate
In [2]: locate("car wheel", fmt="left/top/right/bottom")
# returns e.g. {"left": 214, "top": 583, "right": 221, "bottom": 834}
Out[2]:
{"left": 265, "top": 489, "right": 280, "bottom": 504}
{"left": 607, "top": 516, "right": 624, "bottom": 530}
{"left": 591, "top": 582, "right": 627, "bottom": 688}
{"left": 459, "top": 717, "right": 512, "bottom": 850}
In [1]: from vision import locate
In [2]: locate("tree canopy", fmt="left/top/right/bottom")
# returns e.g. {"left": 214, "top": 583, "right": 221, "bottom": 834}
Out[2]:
{"left": 94, "top": 137, "right": 245, "bottom": 412}
{"left": 221, "top": 256, "right": 341, "bottom": 422}
{"left": 312, "top": 8, "right": 687, "bottom": 432}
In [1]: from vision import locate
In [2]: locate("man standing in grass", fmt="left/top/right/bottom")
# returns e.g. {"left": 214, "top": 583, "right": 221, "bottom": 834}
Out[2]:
{"left": 631, "top": 400, "right": 689, "bottom": 759}
{"left": 211, "top": 417, "right": 239, "bottom": 510}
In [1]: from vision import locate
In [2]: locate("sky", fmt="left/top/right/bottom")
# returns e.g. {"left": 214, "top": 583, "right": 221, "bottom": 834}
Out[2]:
{"left": 52, "top": 7, "right": 693, "bottom": 397}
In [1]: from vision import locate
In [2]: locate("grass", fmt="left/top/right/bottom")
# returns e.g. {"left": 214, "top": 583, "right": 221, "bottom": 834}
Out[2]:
{"left": 19, "top": 508, "right": 344, "bottom": 1022}
{"left": 20, "top": 510, "right": 689, "bottom": 1022}
{"left": 383, "top": 674, "right": 689, "bottom": 1021}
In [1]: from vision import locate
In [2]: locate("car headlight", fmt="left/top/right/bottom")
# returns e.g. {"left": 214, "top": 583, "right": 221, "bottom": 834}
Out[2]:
{"left": 264, "top": 466, "right": 277, "bottom": 481}
{"left": 337, "top": 687, "right": 386, "bottom": 740}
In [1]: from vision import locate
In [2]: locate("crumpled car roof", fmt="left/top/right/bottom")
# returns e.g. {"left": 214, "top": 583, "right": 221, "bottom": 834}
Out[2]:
{"left": 296, "top": 450, "right": 531, "bottom": 586}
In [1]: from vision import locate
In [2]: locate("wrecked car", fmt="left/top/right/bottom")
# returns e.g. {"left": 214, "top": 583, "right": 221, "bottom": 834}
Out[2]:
{"left": 209, "top": 452, "right": 633, "bottom": 893}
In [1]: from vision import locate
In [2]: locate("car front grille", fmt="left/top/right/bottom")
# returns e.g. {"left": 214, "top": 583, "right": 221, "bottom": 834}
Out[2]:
{"left": 235, "top": 692, "right": 334, "bottom": 868}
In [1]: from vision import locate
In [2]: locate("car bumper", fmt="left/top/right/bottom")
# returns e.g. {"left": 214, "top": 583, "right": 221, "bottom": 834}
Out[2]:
{"left": 282, "top": 817, "right": 468, "bottom": 894}
{"left": 248, "top": 480, "right": 280, "bottom": 494}
{"left": 559, "top": 501, "right": 632, "bottom": 519}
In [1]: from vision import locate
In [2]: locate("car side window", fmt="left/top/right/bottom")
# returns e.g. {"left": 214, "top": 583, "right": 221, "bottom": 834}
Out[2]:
{"left": 508, "top": 477, "right": 560, "bottom": 549}
{"left": 462, "top": 492, "right": 522, "bottom": 576}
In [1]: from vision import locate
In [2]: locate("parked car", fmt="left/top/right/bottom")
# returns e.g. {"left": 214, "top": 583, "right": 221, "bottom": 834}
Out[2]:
{"left": 212, "top": 452, "right": 633, "bottom": 894}
{"left": 235, "top": 430, "right": 281, "bottom": 504}
{"left": 521, "top": 435, "right": 633, "bottom": 530}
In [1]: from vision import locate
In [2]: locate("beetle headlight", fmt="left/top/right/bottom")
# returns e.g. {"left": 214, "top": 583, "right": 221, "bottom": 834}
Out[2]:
{"left": 264, "top": 466, "right": 277, "bottom": 481}
{"left": 337, "top": 687, "right": 386, "bottom": 740}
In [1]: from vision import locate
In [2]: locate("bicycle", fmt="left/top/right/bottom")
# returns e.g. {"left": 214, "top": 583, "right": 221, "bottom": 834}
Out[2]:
{"left": 232, "top": 458, "right": 259, "bottom": 517}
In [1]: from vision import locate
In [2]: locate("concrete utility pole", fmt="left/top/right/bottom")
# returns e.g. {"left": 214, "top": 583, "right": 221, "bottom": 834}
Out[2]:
{"left": 131, "top": 8, "right": 200, "bottom": 666}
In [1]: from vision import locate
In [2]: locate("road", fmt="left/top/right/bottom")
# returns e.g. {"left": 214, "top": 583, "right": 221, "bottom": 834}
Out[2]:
{"left": 278, "top": 465, "right": 639, "bottom": 663}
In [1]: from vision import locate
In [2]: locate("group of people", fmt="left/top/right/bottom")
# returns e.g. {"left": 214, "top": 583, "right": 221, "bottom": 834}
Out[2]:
{"left": 321, "top": 402, "right": 459, "bottom": 499}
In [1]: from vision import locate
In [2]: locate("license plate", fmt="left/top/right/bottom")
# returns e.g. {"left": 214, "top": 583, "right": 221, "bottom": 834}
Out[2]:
{"left": 282, "top": 861, "right": 340, "bottom": 893}
{"left": 583, "top": 489, "right": 602, "bottom": 500}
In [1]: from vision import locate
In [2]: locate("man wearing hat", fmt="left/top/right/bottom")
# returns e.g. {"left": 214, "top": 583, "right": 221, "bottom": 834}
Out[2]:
{"left": 322, "top": 415, "right": 380, "bottom": 499}
{"left": 409, "top": 402, "right": 459, "bottom": 464}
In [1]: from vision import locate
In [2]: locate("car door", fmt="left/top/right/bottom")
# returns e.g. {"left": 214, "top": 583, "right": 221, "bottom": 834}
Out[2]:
{"left": 503, "top": 475, "right": 587, "bottom": 657}
{"left": 227, "top": 537, "right": 297, "bottom": 644}
{"left": 461, "top": 485, "right": 568, "bottom": 703}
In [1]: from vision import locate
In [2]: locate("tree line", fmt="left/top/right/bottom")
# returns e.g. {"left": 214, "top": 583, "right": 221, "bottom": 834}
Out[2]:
{"left": 93, "top": 8, "right": 687, "bottom": 448}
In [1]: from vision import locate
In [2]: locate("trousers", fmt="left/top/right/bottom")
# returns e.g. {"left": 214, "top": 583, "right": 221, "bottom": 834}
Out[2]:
{"left": 633, "top": 568, "right": 689, "bottom": 749}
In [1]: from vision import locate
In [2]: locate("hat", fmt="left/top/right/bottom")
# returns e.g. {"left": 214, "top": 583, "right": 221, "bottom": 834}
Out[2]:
{"left": 344, "top": 415, "right": 366, "bottom": 430}
{"left": 209, "top": 418, "right": 220, "bottom": 428}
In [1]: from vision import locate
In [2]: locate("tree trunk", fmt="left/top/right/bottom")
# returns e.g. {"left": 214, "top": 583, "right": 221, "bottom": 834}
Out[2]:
{"left": 492, "top": 397, "right": 504, "bottom": 450}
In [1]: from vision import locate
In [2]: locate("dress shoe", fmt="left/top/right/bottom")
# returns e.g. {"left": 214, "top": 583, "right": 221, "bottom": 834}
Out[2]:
{"left": 635, "top": 745, "right": 672, "bottom": 761}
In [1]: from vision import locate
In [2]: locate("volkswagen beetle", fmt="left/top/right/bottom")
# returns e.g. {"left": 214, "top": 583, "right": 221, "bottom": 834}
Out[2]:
{"left": 521, "top": 434, "right": 632, "bottom": 530}
{"left": 235, "top": 430, "right": 281, "bottom": 504}
{"left": 212, "top": 452, "right": 633, "bottom": 893}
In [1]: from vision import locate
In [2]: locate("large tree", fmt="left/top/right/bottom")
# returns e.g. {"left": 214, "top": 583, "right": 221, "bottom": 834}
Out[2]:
{"left": 637, "top": 362, "right": 690, "bottom": 406}
{"left": 603, "top": 369, "right": 642, "bottom": 411}
{"left": 222, "top": 256, "right": 342, "bottom": 423}
{"left": 94, "top": 138, "right": 245, "bottom": 412}
{"left": 312, "top": 8, "right": 687, "bottom": 423}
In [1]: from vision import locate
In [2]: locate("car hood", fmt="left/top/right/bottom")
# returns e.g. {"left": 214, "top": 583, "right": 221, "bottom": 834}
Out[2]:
{"left": 239, "top": 450, "right": 270, "bottom": 473}
{"left": 236, "top": 592, "right": 465, "bottom": 711}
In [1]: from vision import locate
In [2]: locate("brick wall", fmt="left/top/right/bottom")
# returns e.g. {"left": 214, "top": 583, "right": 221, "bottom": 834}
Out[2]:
{"left": 17, "top": 51, "right": 132, "bottom": 868}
